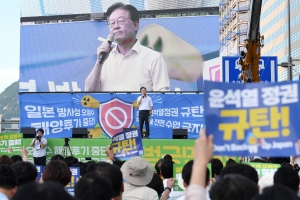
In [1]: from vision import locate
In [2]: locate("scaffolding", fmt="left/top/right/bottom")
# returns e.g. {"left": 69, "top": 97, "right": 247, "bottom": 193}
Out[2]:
{"left": 219, "top": 0, "right": 250, "bottom": 54}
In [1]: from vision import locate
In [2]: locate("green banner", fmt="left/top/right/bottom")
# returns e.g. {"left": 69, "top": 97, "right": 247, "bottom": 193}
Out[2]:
{"left": 173, "top": 163, "right": 211, "bottom": 191}
{"left": 0, "top": 135, "right": 242, "bottom": 168}
{"left": 245, "top": 162, "right": 280, "bottom": 177}
{"left": 17, "top": 139, "right": 195, "bottom": 165}
{"left": 0, "top": 133, "right": 23, "bottom": 156}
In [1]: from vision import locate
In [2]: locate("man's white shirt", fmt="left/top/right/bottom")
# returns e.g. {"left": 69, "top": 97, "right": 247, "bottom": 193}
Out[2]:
{"left": 32, "top": 137, "right": 47, "bottom": 157}
{"left": 100, "top": 41, "right": 170, "bottom": 91}
{"left": 137, "top": 95, "right": 153, "bottom": 110}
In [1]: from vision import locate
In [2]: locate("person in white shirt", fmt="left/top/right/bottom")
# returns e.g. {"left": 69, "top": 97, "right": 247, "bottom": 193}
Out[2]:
{"left": 30, "top": 128, "right": 47, "bottom": 166}
{"left": 137, "top": 87, "right": 153, "bottom": 138}
{"left": 121, "top": 156, "right": 158, "bottom": 200}
{"left": 85, "top": 2, "right": 170, "bottom": 92}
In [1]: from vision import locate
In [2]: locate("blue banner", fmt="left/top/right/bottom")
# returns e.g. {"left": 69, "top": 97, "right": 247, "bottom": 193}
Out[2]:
{"left": 65, "top": 167, "right": 81, "bottom": 192}
{"left": 222, "top": 56, "right": 278, "bottom": 83}
{"left": 111, "top": 128, "right": 144, "bottom": 158}
{"left": 36, "top": 165, "right": 43, "bottom": 182}
{"left": 204, "top": 81, "right": 300, "bottom": 156}
{"left": 19, "top": 93, "right": 204, "bottom": 139}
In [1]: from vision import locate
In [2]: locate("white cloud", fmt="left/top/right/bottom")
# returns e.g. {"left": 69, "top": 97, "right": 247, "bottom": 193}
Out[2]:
{"left": 0, "top": 69, "right": 19, "bottom": 93}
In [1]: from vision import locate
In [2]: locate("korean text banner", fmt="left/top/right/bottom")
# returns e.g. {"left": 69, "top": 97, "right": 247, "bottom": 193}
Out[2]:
{"left": 244, "top": 162, "right": 280, "bottom": 178}
{"left": 112, "top": 129, "right": 144, "bottom": 158}
{"left": 0, "top": 133, "right": 23, "bottom": 156}
{"left": 8, "top": 138, "right": 240, "bottom": 167}
{"left": 66, "top": 167, "right": 81, "bottom": 192}
{"left": 19, "top": 93, "right": 204, "bottom": 139}
{"left": 20, "top": 16, "right": 219, "bottom": 92}
{"left": 204, "top": 81, "right": 300, "bottom": 157}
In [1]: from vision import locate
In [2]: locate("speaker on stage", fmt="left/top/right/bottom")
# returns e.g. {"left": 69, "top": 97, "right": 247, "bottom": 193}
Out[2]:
{"left": 72, "top": 128, "right": 88, "bottom": 138}
{"left": 20, "top": 127, "right": 36, "bottom": 138}
{"left": 172, "top": 129, "right": 188, "bottom": 139}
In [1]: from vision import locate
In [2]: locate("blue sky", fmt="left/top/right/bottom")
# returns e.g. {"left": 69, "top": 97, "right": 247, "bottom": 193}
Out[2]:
{"left": 0, "top": 1, "right": 20, "bottom": 93}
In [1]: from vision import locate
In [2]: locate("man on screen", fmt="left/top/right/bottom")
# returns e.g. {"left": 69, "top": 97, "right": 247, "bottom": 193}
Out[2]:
{"left": 85, "top": 2, "right": 170, "bottom": 92}
{"left": 137, "top": 87, "right": 153, "bottom": 139}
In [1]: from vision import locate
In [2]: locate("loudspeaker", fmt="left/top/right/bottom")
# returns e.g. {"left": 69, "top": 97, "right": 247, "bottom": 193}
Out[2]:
{"left": 172, "top": 129, "right": 188, "bottom": 139}
{"left": 72, "top": 128, "right": 88, "bottom": 138}
{"left": 20, "top": 127, "right": 36, "bottom": 138}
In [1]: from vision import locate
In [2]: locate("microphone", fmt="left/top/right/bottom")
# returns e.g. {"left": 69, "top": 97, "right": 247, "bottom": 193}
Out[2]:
{"left": 99, "top": 34, "right": 114, "bottom": 64}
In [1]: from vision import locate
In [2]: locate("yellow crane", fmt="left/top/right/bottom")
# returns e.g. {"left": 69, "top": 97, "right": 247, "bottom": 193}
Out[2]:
{"left": 238, "top": 0, "right": 264, "bottom": 83}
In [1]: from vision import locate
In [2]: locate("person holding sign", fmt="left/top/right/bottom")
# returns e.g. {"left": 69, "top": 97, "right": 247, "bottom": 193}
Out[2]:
{"left": 137, "top": 87, "right": 153, "bottom": 139}
{"left": 30, "top": 129, "right": 47, "bottom": 166}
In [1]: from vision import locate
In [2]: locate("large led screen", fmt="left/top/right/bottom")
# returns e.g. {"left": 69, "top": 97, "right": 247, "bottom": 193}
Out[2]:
{"left": 20, "top": 0, "right": 218, "bottom": 17}
{"left": 20, "top": 16, "right": 219, "bottom": 92}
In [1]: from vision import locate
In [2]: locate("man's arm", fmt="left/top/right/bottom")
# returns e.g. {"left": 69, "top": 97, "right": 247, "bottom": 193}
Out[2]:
{"left": 39, "top": 139, "right": 47, "bottom": 148}
{"left": 85, "top": 41, "right": 113, "bottom": 91}
{"left": 149, "top": 97, "right": 153, "bottom": 115}
{"left": 151, "top": 54, "right": 170, "bottom": 91}
{"left": 137, "top": 96, "right": 143, "bottom": 105}
{"left": 85, "top": 62, "right": 103, "bottom": 91}
{"left": 20, "top": 147, "right": 28, "bottom": 162}
{"left": 30, "top": 138, "right": 36, "bottom": 147}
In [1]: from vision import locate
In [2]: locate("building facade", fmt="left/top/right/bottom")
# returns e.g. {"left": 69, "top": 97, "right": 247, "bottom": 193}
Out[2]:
{"left": 219, "top": 0, "right": 250, "bottom": 57}
{"left": 260, "top": 0, "right": 300, "bottom": 81}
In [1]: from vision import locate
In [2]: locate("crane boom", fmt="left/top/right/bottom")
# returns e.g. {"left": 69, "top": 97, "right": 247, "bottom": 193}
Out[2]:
{"left": 239, "top": 0, "right": 264, "bottom": 83}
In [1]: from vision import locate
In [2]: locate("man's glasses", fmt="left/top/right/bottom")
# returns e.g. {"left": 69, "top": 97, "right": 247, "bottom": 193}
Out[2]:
{"left": 107, "top": 17, "right": 131, "bottom": 28}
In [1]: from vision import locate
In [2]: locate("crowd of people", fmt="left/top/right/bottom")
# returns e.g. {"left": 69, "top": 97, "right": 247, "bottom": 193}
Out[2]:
{"left": 0, "top": 130, "right": 300, "bottom": 200}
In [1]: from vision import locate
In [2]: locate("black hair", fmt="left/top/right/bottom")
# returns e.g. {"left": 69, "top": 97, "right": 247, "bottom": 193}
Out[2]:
{"left": 160, "top": 160, "right": 173, "bottom": 179}
{"left": 182, "top": 160, "right": 209, "bottom": 186}
{"left": 163, "top": 154, "right": 173, "bottom": 161}
{"left": 10, "top": 155, "right": 23, "bottom": 163}
{"left": 280, "top": 162, "right": 293, "bottom": 169}
{"left": 85, "top": 160, "right": 97, "bottom": 174}
{"left": 64, "top": 156, "right": 78, "bottom": 167}
{"left": 226, "top": 158, "right": 236, "bottom": 166}
{"left": 106, "top": 2, "right": 139, "bottom": 23}
{"left": 253, "top": 185, "right": 300, "bottom": 200}
{"left": 220, "top": 163, "right": 259, "bottom": 184}
{"left": 0, "top": 165, "right": 17, "bottom": 190}
{"left": 72, "top": 162, "right": 87, "bottom": 176}
{"left": 155, "top": 159, "right": 164, "bottom": 175}
{"left": 11, "top": 161, "right": 37, "bottom": 187}
{"left": 113, "top": 159, "right": 125, "bottom": 168}
{"left": 94, "top": 162, "right": 123, "bottom": 197}
{"left": 37, "top": 128, "right": 44, "bottom": 134}
{"left": 209, "top": 174, "right": 258, "bottom": 200}
{"left": 75, "top": 171, "right": 114, "bottom": 200}
{"left": 140, "top": 87, "right": 146, "bottom": 91}
{"left": 12, "top": 182, "right": 73, "bottom": 200}
{"left": 182, "top": 160, "right": 193, "bottom": 186}
{"left": 146, "top": 173, "right": 164, "bottom": 195}
{"left": 274, "top": 166, "right": 299, "bottom": 193}
{"left": 210, "top": 158, "right": 224, "bottom": 176}
{"left": 50, "top": 154, "right": 64, "bottom": 161}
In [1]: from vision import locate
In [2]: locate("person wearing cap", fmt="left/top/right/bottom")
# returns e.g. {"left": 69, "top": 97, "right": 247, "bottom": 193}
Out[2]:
{"left": 121, "top": 156, "right": 158, "bottom": 200}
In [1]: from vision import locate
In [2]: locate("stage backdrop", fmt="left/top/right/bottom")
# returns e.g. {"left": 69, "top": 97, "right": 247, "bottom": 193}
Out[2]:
{"left": 20, "top": 16, "right": 219, "bottom": 92}
{"left": 19, "top": 93, "right": 204, "bottom": 139}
